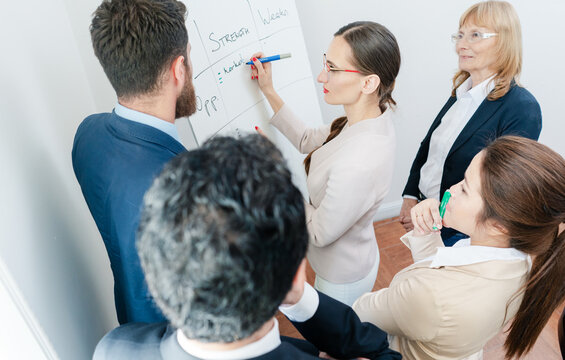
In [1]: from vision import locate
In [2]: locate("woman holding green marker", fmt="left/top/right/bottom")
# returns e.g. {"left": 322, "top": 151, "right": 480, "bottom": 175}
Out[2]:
{"left": 354, "top": 136, "right": 565, "bottom": 359}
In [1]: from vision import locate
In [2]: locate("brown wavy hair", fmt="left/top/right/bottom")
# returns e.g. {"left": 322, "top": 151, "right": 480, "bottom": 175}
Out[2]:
{"left": 479, "top": 136, "right": 565, "bottom": 359}
{"left": 452, "top": 1, "right": 522, "bottom": 100}
{"left": 304, "top": 21, "right": 401, "bottom": 175}
{"left": 90, "top": 0, "right": 188, "bottom": 99}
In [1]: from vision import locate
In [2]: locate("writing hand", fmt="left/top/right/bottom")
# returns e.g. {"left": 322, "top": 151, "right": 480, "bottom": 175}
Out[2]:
{"left": 250, "top": 52, "right": 274, "bottom": 92}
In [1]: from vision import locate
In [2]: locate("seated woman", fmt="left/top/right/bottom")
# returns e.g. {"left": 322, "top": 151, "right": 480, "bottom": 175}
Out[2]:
{"left": 353, "top": 135, "right": 565, "bottom": 359}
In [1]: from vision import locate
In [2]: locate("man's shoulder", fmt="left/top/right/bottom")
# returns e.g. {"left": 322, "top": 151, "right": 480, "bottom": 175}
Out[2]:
{"left": 93, "top": 322, "right": 171, "bottom": 360}
{"left": 251, "top": 341, "right": 319, "bottom": 359}
{"left": 73, "top": 112, "right": 116, "bottom": 145}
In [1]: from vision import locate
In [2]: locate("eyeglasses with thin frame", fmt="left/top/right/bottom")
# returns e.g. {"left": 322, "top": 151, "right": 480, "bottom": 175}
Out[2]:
{"left": 451, "top": 31, "right": 498, "bottom": 44}
{"left": 322, "top": 54, "right": 361, "bottom": 77}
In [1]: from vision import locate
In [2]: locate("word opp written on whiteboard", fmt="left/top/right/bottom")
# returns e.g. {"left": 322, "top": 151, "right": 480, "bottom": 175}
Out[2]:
{"left": 178, "top": 0, "right": 323, "bottom": 196}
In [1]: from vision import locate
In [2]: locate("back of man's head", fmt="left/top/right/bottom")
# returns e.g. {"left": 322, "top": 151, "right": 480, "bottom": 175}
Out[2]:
{"left": 137, "top": 135, "right": 309, "bottom": 343}
{"left": 90, "top": 0, "right": 188, "bottom": 99}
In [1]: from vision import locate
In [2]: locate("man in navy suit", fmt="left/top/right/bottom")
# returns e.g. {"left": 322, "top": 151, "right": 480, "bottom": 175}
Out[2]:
{"left": 72, "top": 0, "right": 195, "bottom": 323}
{"left": 93, "top": 135, "right": 401, "bottom": 360}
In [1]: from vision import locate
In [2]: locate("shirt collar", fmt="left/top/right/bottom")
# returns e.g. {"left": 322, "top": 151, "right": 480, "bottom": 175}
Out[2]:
{"left": 455, "top": 75, "right": 496, "bottom": 105}
{"left": 114, "top": 102, "right": 180, "bottom": 143}
{"left": 175, "top": 318, "right": 281, "bottom": 360}
{"left": 422, "top": 238, "right": 528, "bottom": 268}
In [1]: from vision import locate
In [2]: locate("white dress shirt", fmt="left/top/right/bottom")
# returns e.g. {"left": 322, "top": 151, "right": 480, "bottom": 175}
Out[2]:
{"left": 279, "top": 283, "right": 320, "bottom": 322}
{"left": 418, "top": 76, "right": 495, "bottom": 200}
{"left": 407, "top": 234, "right": 528, "bottom": 267}
{"left": 176, "top": 319, "right": 281, "bottom": 360}
{"left": 114, "top": 102, "right": 181, "bottom": 143}
{"left": 174, "top": 284, "right": 320, "bottom": 359}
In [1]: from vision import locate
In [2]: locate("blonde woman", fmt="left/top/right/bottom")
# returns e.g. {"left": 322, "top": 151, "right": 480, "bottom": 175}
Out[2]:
{"left": 399, "top": 1, "right": 542, "bottom": 246}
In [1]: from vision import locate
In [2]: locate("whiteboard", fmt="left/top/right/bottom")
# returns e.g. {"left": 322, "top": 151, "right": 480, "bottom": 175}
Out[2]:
{"left": 176, "top": 0, "right": 324, "bottom": 195}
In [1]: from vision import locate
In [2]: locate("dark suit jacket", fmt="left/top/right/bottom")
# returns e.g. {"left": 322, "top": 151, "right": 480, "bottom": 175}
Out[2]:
{"left": 72, "top": 111, "right": 186, "bottom": 324}
{"left": 93, "top": 292, "right": 401, "bottom": 360}
{"left": 403, "top": 84, "right": 541, "bottom": 200}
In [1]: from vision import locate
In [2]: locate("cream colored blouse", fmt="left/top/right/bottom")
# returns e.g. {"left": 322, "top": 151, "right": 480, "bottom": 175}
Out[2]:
{"left": 270, "top": 104, "right": 395, "bottom": 283}
{"left": 353, "top": 232, "right": 529, "bottom": 359}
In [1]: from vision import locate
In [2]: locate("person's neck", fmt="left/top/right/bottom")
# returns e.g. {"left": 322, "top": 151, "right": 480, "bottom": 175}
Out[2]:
{"left": 343, "top": 100, "right": 382, "bottom": 126}
{"left": 469, "top": 231, "right": 510, "bottom": 248}
{"left": 180, "top": 318, "right": 275, "bottom": 352}
{"left": 469, "top": 70, "right": 495, "bottom": 89}
{"left": 119, "top": 93, "right": 176, "bottom": 124}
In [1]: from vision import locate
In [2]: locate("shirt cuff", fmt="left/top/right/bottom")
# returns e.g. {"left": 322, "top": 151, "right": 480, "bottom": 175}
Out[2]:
{"left": 402, "top": 195, "right": 418, "bottom": 200}
{"left": 278, "top": 283, "right": 319, "bottom": 322}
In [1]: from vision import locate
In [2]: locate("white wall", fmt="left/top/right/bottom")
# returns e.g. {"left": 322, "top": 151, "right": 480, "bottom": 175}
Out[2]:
{"left": 0, "top": 1, "right": 563, "bottom": 359}
{"left": 0, "top": 0, "right": 116, "bottom": 359}
{"left": 295, "top": 0, "right": 565, "bottom": 219}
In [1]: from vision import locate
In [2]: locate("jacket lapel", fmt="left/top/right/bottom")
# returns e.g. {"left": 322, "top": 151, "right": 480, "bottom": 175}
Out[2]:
{"left": 113, "top": 114, "right": 187, "bottom": 155}
{"left": 446, "top": 97, "right": 502, "bottom": 158}
{"left": 423, "top": 97, "right": 457, "bottom": 143}
{"left": 446, "top": 80, "right": 519, "bottom": 158}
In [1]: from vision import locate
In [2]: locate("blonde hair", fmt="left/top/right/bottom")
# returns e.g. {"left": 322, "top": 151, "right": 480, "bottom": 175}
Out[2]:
{"left": 452, "top": 1, "right": 522, "bottom": 100}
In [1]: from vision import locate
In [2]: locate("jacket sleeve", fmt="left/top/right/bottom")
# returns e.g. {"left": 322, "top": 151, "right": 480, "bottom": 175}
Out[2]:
{"left": 402, "top": 97, "right": 456, "bottom": 198}
{"left": 292, "top": 291, "right": 402, "bottom": 360}
{"left": 400, "top": 231, "right": 444, "bottom": 262}
{"left": 270, "top": 104, "right": 331, "bottom": 154}
{"left": 306, "top": 152, "right": 390, "bottom": 248}
{"left": 353, "top": 270, "right": 442, "bottom": 342}
{"left": 402, "top": 137, "right": 430, "bottom": 198}
{"left": 498, "top": 88, "right": 542, "bottom": 140}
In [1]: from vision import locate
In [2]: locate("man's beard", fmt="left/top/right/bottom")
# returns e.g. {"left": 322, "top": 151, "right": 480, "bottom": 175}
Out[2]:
{"left": 175, "top": 65, "right": 197, "bottom": 119}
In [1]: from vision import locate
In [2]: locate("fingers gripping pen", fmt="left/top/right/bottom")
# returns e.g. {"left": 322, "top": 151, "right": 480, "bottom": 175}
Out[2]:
{"left": 433, "top": 190, "right": 451, "bottom": 231}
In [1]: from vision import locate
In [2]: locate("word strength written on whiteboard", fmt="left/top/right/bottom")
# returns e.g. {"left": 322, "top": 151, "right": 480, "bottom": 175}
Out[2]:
{"left": 209, "top": 27, "right": 251, "bottom": 52}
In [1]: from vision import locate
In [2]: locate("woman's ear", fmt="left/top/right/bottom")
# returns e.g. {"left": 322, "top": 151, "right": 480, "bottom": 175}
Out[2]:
{"left": 488, "top": 219, "right": 509, "bottom": 237}
{"left": 361, "top": 74, "right": 380, "bottom": 94}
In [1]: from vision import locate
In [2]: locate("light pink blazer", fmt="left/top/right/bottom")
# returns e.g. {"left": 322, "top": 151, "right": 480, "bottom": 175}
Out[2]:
{"left": 270, "top": 104, "right": 395, "bottom": 283}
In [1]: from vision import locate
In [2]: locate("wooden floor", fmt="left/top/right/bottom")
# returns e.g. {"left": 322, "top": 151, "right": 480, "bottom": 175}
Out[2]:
{"left": 276, "top": 217, "right": 563, "bottom": 359}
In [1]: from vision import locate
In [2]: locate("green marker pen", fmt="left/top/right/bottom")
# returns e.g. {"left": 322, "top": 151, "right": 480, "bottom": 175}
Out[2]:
{"left": 433, "top": 190, "right": 451, "bottom": 231}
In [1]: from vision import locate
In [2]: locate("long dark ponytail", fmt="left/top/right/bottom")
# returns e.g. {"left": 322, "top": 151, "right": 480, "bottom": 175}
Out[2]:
{"left": 303, "top": 21, "right": 400, "bottom": 175}
{"left": 479, "top": 136, "right": 565, "bottom": 359}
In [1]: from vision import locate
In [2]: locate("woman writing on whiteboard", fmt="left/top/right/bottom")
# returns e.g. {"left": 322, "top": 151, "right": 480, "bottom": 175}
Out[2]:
{"left": 250, "top": 21, "right": 401, "bottom": 306}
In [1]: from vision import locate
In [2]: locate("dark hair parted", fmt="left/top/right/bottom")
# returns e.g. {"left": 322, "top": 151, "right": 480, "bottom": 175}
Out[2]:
{"left": 90, "top": 0, "right": 188, "bottom": 99}
{"left": 304, "top": 21, "right": 401, "bottom": 175}
{"left": 479, "top": 136, "right": 565, "bottom": 359}
{"left": 137, "top": 135, "right": 309, "bottom": 342}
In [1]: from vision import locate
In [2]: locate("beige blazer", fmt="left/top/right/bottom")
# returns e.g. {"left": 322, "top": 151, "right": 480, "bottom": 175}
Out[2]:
{"left": 270, "top": 105, "right": 395, "bottom": 283}
{"left": 352, "top": 232, "right": 529, "bottom": 360}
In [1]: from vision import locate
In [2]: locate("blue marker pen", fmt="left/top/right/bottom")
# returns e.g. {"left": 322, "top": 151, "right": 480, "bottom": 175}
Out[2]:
{"left": 246, "top": 53, "right": 292, "bottom": 65}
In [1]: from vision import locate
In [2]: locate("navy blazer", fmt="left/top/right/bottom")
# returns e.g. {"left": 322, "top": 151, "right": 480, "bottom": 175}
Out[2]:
{"left": 72, "top": 112, "right": 186, "bottom": 324}
{"left": 403, "top": 84, "right": 541, "bottom": 200}
{"left": 93, "top": 291, "right": 401, "bottom": 360}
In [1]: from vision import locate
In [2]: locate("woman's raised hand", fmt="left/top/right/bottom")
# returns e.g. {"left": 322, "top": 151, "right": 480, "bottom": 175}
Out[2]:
{"left": 250, "top": 52, "right": 274, "bottom": 93}
{"left": 410, "top": 199, "right": 442, "bottom": 236}
{"left": 249, "top": 51, "right": 284, "bottom": 113}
